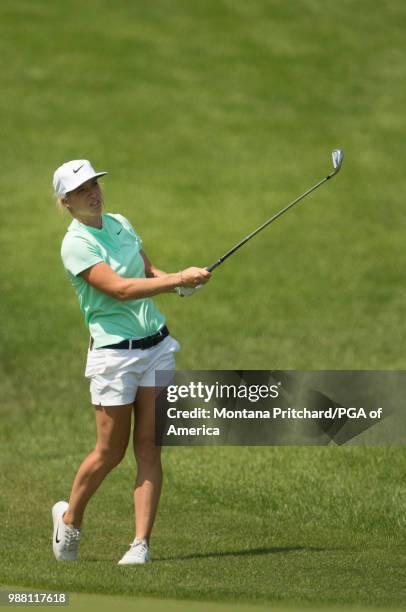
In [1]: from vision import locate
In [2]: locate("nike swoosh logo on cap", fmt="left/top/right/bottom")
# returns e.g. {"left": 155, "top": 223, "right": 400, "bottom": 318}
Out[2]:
{"left": 55, "top": 524, "right": 61, "bottom": 543}
{"left": 73, "top": 164, "right": 84, "bottom": 174}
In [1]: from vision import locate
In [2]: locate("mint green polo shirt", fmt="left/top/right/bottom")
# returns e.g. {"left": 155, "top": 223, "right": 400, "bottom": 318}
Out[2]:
{"left": 61, "top": 213, "right": 166, "bottom": 348}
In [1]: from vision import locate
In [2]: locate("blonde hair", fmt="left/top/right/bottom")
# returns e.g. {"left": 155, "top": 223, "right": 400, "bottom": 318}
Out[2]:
{"left": 55, "top": 195, "right": 70, "bottom": 214}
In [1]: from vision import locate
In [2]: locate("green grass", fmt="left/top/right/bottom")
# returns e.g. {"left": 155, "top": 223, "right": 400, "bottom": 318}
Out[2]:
{"left": 4, "top": 590, "right": 406, "bottom": 612}
{"left": 1, "top": 440, "right": 405, "bottom": 607}
{"left": 1, "top": 0, "right": 406, "bottom": 609}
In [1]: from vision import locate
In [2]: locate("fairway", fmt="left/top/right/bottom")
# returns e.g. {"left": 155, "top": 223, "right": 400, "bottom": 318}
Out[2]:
{"left": 1, "top": 0, "right": 405, "bottom": 609}
{"left": 2, "top": 588, "right": 406, "bottom": 612}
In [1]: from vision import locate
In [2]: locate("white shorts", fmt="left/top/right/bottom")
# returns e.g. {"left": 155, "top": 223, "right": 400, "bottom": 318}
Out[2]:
{"left": 84, "top": 335, "right": 181, "bottom": 407}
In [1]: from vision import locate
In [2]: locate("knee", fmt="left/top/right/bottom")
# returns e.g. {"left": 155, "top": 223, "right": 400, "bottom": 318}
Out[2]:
{"left": 95, "top": 445, "right": 126, "bottom": 469}
{"left": 134, "top": 437, "right": 161, "bottom": 467}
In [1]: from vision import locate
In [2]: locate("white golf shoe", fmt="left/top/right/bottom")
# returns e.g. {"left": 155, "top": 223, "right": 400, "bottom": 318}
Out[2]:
{"left": 52, "top": 501, "right": 81, "bottom": 561}
{"left": 118, "top": 538, "right": 150, "bottom": 565}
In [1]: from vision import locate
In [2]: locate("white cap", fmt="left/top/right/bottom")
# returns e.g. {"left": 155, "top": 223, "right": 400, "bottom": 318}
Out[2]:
{"left": 53, "top": 159, "right": 107, "bottom": 197}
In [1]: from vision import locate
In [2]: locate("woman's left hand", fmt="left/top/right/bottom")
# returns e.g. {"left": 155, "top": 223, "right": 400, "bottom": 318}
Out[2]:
{"left": 175, "top": 285, "right": 203, "bottom": 297}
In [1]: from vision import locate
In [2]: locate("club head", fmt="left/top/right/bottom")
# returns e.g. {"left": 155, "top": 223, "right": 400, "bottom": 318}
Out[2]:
{"left": 331, "top": 149, "right": 344, "bottom": 175}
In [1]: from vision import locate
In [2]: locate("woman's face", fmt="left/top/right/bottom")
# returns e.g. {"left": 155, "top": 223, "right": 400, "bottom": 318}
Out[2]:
{"left": 64, "top": 177, "right": 102, "bottom": 219}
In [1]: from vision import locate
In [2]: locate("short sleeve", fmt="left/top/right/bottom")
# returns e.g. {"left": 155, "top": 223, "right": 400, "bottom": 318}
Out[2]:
{"left": 61, "top": 233, "right": 104, "bottom": 276}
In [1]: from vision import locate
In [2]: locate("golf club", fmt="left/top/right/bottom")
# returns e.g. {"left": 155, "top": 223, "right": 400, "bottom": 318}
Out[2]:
{"left": 206, "top": 149, "right": 344, "bottom": 272}
{"left": 177, "top": 149, "right": 343, "bottom": 296}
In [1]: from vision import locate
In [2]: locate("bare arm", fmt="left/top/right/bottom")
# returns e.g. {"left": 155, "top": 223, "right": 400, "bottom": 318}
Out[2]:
{"left": 80, "top": 262, "right": 210, "bottom": 301}
{"left": 141, "top": 250, "right": 167, "bottom": 278}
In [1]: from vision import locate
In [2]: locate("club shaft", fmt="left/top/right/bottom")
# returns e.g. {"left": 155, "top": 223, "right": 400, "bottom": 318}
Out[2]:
{"left": 207, "top": 172, "right": 334, "bottom": 272}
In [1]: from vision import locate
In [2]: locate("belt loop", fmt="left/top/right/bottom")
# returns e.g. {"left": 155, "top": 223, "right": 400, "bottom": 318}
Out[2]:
{"left": 129, "top": 339, "right": 132, "bottom": 350}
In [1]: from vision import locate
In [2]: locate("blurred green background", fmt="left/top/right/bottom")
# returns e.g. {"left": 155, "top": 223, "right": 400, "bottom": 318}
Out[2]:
{"left": 1, "top": 1, "right": 405, "bottom": 609}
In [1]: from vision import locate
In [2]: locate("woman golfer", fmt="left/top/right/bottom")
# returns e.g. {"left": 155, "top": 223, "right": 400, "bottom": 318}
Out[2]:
{"left": 51, "top": 159, "right": 210, "bottom": 564}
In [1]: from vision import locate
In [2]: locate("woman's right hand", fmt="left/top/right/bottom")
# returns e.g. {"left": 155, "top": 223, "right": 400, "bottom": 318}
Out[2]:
{"left": 180, "top": 267, "right": 211, "bottom": 287}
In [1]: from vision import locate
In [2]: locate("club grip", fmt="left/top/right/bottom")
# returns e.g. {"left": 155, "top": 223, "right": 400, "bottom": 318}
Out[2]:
{"left": 206, "top": 260, "right": 222, "bottom": 273}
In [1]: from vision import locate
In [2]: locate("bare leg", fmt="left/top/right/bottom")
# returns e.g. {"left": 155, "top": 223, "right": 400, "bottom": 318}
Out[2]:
{"left": 133, "top": 387, "right": 162, "bottom": 542}
{"left": 64, "top": 404, "right": 133, "bottom": 528}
